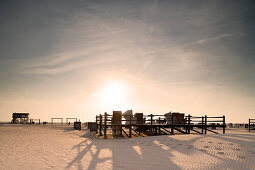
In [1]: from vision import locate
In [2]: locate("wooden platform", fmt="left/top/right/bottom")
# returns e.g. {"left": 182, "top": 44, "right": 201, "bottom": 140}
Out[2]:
{"left": 95, "top": 113, "right": 226, "bottom": 138}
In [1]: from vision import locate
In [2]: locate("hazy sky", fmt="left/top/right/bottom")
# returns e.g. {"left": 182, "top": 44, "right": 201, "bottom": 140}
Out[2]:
{"left": 0, "top": 0, "right": 255, "bottom": 122}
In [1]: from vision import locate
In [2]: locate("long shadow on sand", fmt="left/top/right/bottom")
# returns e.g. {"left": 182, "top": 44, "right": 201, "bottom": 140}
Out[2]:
{"left": 65, "top": 130, "right": 255, "bottom": 170}
{"left": 66, "top": 133, "right": 185, "bottom": 169}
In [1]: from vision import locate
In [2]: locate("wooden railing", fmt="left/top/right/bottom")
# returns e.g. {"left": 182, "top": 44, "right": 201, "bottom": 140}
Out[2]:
{"left": 95, "top": 113, "right": 226, "bottom": 138}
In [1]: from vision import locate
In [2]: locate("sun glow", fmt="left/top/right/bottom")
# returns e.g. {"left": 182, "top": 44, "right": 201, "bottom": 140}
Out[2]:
{"left": 96, "top": 82, "right": 128, "bottom": 109}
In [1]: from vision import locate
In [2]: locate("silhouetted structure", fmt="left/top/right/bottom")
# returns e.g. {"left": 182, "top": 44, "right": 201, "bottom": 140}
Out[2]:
{"left": 30, "top": 118, "right": 40, "bottom": 124}
{"left": 66, "top": 118, "right": 77, "bottom": 124}
{"left": 51, "top": 118, "right": 63, "bottom": 125}
{"left": 165, "top": 112, "right": 185, "bottom": 124}
{"left": 74, "top": 121, "right": 81, "bottom": 130}
{"left": 95, "top": 111, "right": 226, "bottom": 138}
{"left": 11, "top": 113, "right": 29, "bottom": 124}
{"left": 249, "top": 119, "right": 255, "bottom": 132}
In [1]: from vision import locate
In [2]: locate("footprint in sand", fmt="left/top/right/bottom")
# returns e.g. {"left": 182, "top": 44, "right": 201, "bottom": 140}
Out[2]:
{"left": 229, "top": 143, "right": 234, "bottom": 145}
{"left": 200, "top": 149, "right": 206, "bottom": 152}
{"left": 204, "top": 146, "right": 209, "bottom": 148}
{"left": 215, "top": 148, "right": 221, "bottom": 150}
{"left": 238, "top": 155, "right": 245, "bottom": 159}
{"left": 200, "top": 141, "right": 204, "bottom": 142}
{"left": 209, "top": 142, "right": 213, "bottom": 143}
{"left": 234, "top": 148, "right": 241, "bottom": 151}
{"left": 218, "top": 142, "right": 223, "bottom": 145}
{"left": 248, "top": 151, "right": 255, "bottom": 155}
{"left": 218, "top": 152, "right": 224, "bottom": 155}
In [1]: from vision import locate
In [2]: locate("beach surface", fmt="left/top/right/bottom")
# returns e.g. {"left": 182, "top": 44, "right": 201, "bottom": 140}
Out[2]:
{"left": 0, "top": 124, "right": 255, "bottom": 170}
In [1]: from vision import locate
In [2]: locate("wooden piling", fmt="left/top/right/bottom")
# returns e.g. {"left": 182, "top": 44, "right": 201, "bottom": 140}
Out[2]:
{"left": 104, "top": 112, "right": 107, "bottom": 139}
{"left": 99, "top": 114, "right": 102, "bottom": 136}
{"left": 158, "top": 117, "right": 161, "bottom": 135}
{"left": 150, "top": 114, "right": 153, "bottom": 135}
{"left": 249, "top": 118, "right": 250, "bottom": 132}
{"left": 223, "top": 115, "right": 225, "bottom": 134}
{"left": 205, "top": 115, "right": 207, "bottom": 134}
{"left": 96, "top": 116, "right": 98, "bottom": 134}
{"left": 202, "top": 116, "right": 204, "bottom": 134}
{"left": 171, "top": 114, "right": 174, "bottom": 135}
{"left": 129, "top": 114, "right": 132, "bottom": 138}
{"left": 188, "top": 115, "right": 191, "bottom": 134}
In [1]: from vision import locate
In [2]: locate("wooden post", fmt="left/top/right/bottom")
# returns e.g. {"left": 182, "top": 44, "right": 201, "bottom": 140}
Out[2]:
{"left": 223, "top": 115, "right": 225, "bottom": 134}
{"left": 158, "top": 117, "right": 161, "bottom": 135}
{"left": 171, "top": 114, "right": 174, "bottom": 135}
{"left": 104, "top": 112, "right": 107, "bottom": 139}
{"left": 120, "top": 125, "right": 123, "bottom": 137}
{"left": 99, "top": 114, "right": 102, "bottom": 136}
{"left": 39, "top": 119, "right": 40, "bottom": 125}
{"left": 202, "top": 116, "right": 204, "bottom": 134}
{"left": 150, "top": 114, "right": 153, "bottom": 135}
{"left": 205, "top": 115, "right": 207, "bottom": 134}
{"left": 185, "top": 117, "right": 187, "bottom": 134}
{"left": 249, "top": 118, "right": 250, "bottom": 132}
{"left": 96, "top": 116, "right": 98, "bottom": 134}
{"left": 129, "top": 114, "right": 132, "bottom": 138}
{"left": 188, "top": 115, "right": 191, "bottom": 134}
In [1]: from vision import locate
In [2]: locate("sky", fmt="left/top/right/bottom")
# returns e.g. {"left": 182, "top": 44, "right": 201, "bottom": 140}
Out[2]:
{"left": 0, "top": 0, "right": 255, "bottom": 123}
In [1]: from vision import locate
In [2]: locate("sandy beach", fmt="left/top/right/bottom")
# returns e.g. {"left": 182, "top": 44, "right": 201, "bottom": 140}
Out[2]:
{"left": 0, "top": 124, "right": 255, "bottom": 170}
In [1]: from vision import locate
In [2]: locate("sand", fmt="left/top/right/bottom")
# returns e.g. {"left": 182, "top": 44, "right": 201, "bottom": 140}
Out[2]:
{"left": 0, "top": 124, "right": 255, "bottom": 170}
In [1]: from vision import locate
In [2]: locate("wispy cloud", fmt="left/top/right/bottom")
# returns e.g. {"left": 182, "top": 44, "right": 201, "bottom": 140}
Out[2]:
{"left": 194, "top": 32, "right": 245, "bottom": 44}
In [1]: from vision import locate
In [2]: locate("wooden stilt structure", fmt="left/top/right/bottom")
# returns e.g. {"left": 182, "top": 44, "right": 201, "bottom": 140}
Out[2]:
{"left": 95, "top": 112, "right": 226, "bottom": 139}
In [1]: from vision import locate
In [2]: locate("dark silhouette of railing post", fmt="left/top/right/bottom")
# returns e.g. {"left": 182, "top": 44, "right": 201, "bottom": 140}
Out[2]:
{"left": 129, "top": 114, "right": 132, "bottom": 138}
{"left": 205, "top": 115, "right": 207, "bottom": 134}
{"left": 96, "top": 116, "right": 98, "bottom": 134}
{"left": 171, "top": 114, "right": 174, "bottom": 135}
{"left": 188, "top": 115, "right": 191, "bottom": 134}
{"left": 99, "top": 114, "right": 102, "bottom": 136}
{"left": 249, "top": 118, "right": 251, "bottom": 132}
{"left": 104, "top": 113, "right": 107, "bottom": 139}
{"left": 150, "top": 114, "right": 153, "bottom": 135}
{"left": 158, "top": 117, "right": 161, "bottom": 135}
{"left": 202, "top": 116, "right": 204, "bottom": 134}
{"left": 120, "top": 123, "right": 123, "bottom": 137}
{"left": 223, "top": 115, "right": 225, "bottom": 134}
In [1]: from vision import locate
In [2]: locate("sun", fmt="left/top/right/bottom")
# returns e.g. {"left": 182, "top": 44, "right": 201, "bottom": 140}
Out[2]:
{"left": 97, "top": 82, "right": 128, "bottom": 109}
